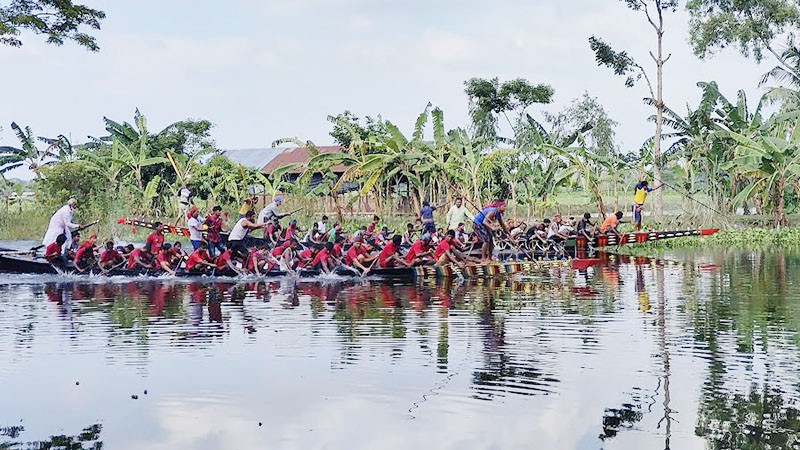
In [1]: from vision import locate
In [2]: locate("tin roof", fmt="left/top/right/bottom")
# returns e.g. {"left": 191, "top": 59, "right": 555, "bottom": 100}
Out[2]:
{"left": 261, "top": 146, "right": 348, "bottom": 175}
{"left": 221, "top": 147, "right": 287, "bottom": 169}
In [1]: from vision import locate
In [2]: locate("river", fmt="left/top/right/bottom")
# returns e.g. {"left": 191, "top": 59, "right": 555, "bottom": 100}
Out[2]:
{"left": 1, "top": 249, "right": 799, "bottom": 449}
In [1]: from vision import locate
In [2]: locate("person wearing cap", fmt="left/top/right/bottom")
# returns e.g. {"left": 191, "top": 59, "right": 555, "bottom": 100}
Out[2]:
{"left": 187, "top": 206, "right": 206, "bottom": 250}
{"left": 405, "top": 233, "right": 434, "bottom": 266}
{"left": 42, "top": 198, "right": 82, "bottom": 255}
{"left": 258, "top": 195, "right": 287, "bottom": 225}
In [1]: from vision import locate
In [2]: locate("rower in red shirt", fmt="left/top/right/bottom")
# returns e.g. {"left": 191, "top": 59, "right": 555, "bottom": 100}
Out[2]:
{"left": 145, "top": 222, "right": 165, "bottom": 252}
{"left": 312, "top": 242, "right": 336, "bottom": 273}
{"left": 72, "top": 239, "right": 97, "bottom": 272}
{"left": 156, "top": 243, "right": 177, "bottom": 275}
{"left": 215, "top": 248, "right": 242, "bottom": 276}
{"left": 379, "top": 235, "right": 409, "bottom": 268}
{"left": 434, "top": 230, "right": 476, "bottom": 268}
{"left": 344, "top": 237, "right": 377, "bottom": 275}
{"left": 297, "top": 246, "right": 315, "bottom": 268}
{"left": 405, "top": 234, "right": 434, "bottom": 266}
{"left": 246, "top": 245, "right": 276, "bottom": 276}
{"left": 185, "top": 241, "right": 216, "bottom": 273}
{"left": 99, "top": 241, "right": 124, "bottom": 271}
{"left": 127, "top": 245, "right": 154, "bottom": 271}
{"left": 45, "top": 235, "right": 68, "bottom": 265}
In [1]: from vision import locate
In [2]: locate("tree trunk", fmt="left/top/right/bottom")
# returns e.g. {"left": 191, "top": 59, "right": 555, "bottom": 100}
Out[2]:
{"left": 652, "top": 4, "right": 666, "bottom": 219}
{"left": 776, "top": 174, "right": 787, "bottom": 227}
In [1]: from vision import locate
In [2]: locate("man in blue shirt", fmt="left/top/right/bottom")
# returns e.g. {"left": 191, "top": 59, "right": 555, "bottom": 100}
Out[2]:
{"left": 417, "top": 200, "right": 444, "bottom": 235}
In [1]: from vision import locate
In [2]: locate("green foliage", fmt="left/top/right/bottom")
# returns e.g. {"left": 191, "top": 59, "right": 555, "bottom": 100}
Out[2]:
{"left": 464, "top": 77, "right": 554, "bottom": 140}
{"left": 0, "top": 122, "right": 56, "bottom": 177}
{"left": 328, "top": 111, "right": 389, "bottom": 149}
{"left": 0, "top": 0, "right": 105, "bottom": 50}
{"left": 687, "top": 0, "right": 800, "bottom": 63}
{"left": 588, "top": 36, "right": 643, "bottom": 88}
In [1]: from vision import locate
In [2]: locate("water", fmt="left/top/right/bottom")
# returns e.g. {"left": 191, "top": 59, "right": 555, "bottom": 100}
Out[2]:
{"left": 1, "top": 250, "right": 800, "bottom": 449}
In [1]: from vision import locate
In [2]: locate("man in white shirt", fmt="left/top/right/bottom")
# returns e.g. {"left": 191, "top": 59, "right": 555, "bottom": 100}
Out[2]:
{"left": 446, "top": 197, "right": 473, "bottom": 231}
{"left": 186, "top": 206, "right": 205, "bottom": 250}
{"left": 42, "top": 198, "right": 81, "bottom": 255}
{"left": 317, "top": 215, "right": 328, "bottom": 234}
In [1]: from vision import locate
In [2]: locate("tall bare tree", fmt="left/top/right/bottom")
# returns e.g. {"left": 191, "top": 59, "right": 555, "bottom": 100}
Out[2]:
{"left": 589, "top": 0, "right": 679, "bottom": 217}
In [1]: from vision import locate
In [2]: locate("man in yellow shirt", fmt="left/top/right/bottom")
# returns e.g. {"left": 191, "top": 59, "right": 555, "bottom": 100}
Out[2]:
{"left": 633, "top": 180, "right": 662, "bottom": 231}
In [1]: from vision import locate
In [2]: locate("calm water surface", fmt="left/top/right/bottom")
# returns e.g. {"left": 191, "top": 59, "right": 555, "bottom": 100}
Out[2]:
{"left": 1, "top": 250, "right": 800, "bottom": 449}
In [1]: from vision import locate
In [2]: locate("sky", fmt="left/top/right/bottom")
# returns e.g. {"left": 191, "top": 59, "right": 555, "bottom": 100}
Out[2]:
{"left": 0, "top": 0, "right": 774, "bottom": 180}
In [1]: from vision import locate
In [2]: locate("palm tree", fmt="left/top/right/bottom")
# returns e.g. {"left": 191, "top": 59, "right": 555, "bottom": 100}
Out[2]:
{"left": 0, "top": 122, "right": 57, "bottom": 178}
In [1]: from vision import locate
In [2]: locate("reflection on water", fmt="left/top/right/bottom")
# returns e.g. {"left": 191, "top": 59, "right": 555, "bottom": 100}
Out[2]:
{"left": 2, "top": 251, "right": 800, "bottom": 449}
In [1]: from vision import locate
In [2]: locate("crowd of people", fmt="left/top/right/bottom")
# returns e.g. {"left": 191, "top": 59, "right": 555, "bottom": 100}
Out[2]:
{"left": 39, "top": 180, "right": 661, "bottom": 277}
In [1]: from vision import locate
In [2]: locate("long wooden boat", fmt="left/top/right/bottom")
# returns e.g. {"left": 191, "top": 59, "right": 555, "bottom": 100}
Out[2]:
{"left": 0, "top": 252, "right": 572, "bottom": 279}
{"left": 0, "top": 221, "right": 719, "bottom": 279}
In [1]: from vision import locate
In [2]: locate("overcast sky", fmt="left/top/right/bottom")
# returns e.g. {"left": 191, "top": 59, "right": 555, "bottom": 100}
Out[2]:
{"left": 0, "top": 0, "right": 773, "bottom": 180}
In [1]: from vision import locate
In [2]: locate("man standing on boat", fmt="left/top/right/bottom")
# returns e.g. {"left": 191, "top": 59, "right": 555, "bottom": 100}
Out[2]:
{"left": 446, "top": 197, "right": 473, "bottom": 231}
{"left": 633, "top": 180, "right": 662, "bottom": 231}
{"left": 258, "top": 195, "right": 287, "bottom": 225}
{"left": 42, "top": 198, "right": 82, "bottom": 255}
{"left": 473, "top": 200, "right": 512, "bottom": 263}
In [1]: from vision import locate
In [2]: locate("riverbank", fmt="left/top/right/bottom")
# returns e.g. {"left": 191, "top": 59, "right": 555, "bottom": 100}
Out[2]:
{"left": 617, "top": 228, "right": 800, "bottom": 256}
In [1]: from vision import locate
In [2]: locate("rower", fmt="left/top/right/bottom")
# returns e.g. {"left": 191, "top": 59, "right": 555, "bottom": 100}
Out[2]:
{"left": 345, "top": 236, "right": 377, "bottom": 275}
{"left": 185, "top": 241, "right": 216, "bottom": 274}
{"left": 297, "top": 244, "right": 317, "bottom": 268}
{"left": 472, "top": 200, "right": 511, "bottom": 263}
{"left": 156, "top": 243, "right": 177, "bottom": 275}
{"left": 312, "top": 242, "right": 336, "bottom": 273}
{"left": 576, "top": 212, "right": 597, "bottom": 240}
{"left": 367, "top": 215, "right": 380, "bottom": 236}
{"left": 228, "top": 210, "right": 266, "bottom": 263}
{"left": 405, "top": 234, "right": 434, "bottom": 266}
{"left": 279, "top": 239, "right": 301, "bottom": 275}
{"left": 378, "top": 235, "right": 409, "bottom": 268}
{"left": 45, "top": 234, "right": 68, "bottom": 267}
{"left": 547, "top": 214, "right": 570, "bottom": 243}
{"left": 434, "top": 230, "right": 475, "bottom": 268}
{"left": 98, "top": 241, "right": 124, "bottom": 271}
{"left": 446, "top": 197, "right": 473, "bottom": 231}
{"left": 284, "top": 219, "right": 299, "bottom": 241}
{"left": 127, "top": 244, "right": 155, "bottom": 272}
{"left": 633, "top": 180, "right": 662, "bottom": 231}
{"left": 145, "top": 222, "right": 165, "bottom": 253}
{"left": 402, "top": 223, "right": 415, "bottom": 247}
{"left": 215, "top": 248, "right": 243, "bottom": 276}
{"left": 302, "top": 222, "right": 321, "bottom": 246}
{"left": 67, "top": 232, "right": 81, "bottom": 259}
{"left": 73, "top": 234, "right": 98, "bottom": 273}
{"left": 42, "top": 198, "right": 82, "bottom": 255}
{"left": 601, "top": 211, "right": 625, "bottom": 238}
{"left": 317, "top": 215, "right": 329, "bottom": 235}
{"left": 246, "top": 244, "right": 274, "bottom": 276}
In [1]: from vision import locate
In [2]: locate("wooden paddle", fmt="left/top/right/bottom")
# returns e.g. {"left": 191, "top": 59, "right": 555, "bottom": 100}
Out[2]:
{"left": 101, "top": 259, "right": 127, "bottom": 275}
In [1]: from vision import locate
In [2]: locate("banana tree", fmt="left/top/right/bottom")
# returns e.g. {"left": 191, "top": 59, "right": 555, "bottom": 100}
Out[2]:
{"left": 723, "top": 111, "right": 800, "bottom": 226}
{"left": 0, "top": 122, "right": 58, "bottom": 177}
{"left": 81, "top": 139, "right": 125, "bottom": 188}
{"left": 549, "top": 139, "right": 611, "bottom": 217}
{"left": 113, "top": 136, "right": 168, "bottom": 191}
